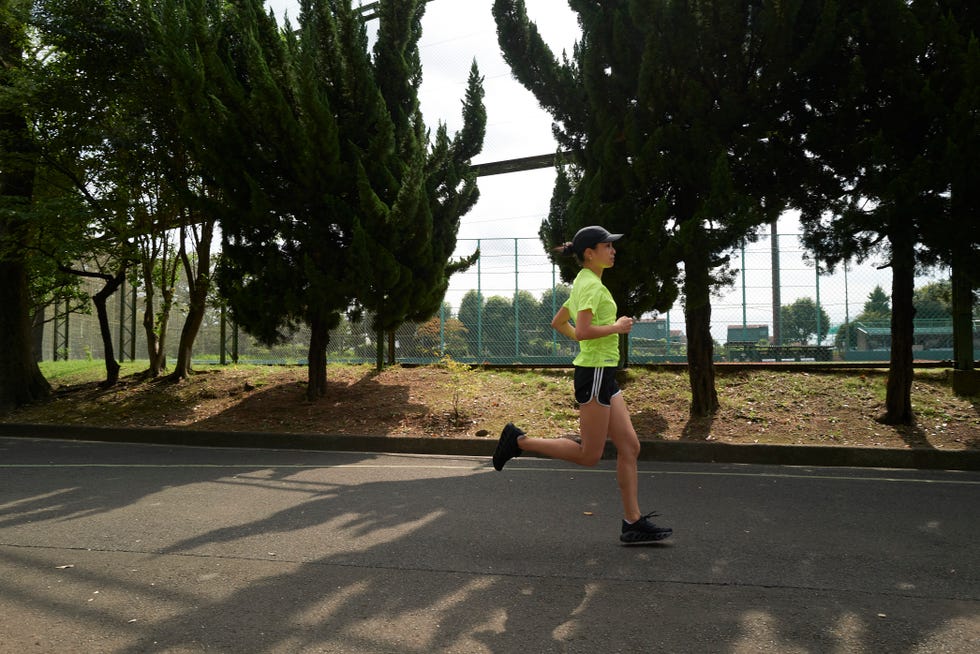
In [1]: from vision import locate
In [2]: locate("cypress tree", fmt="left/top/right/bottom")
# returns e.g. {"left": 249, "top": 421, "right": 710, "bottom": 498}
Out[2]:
{"left": 793, "top": 0, "right": 979, "bottom": 421}
{"left": 350, "top": 1, "right": 485, "bottom": 369}
{"left": 922, "top": 2, "right": 979, "bottom": 377}
{"left": 147, "top": 0, "right": 356, "bottom": 399}
{"left": 497, "top": 0, "right": 826, "bottom": 416}
{"left": 150, "top": 0, "right": 484, "bottom": 392}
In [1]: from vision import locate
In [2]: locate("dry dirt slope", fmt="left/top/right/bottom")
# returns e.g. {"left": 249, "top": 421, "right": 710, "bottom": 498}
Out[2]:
{"left": 2, "top": 363, "right": 977, "bottom": 451}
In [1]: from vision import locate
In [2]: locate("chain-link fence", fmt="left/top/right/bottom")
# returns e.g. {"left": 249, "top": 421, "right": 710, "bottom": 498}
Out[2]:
{"left": 40, "top": 234, "right": 975, "bottom": 366}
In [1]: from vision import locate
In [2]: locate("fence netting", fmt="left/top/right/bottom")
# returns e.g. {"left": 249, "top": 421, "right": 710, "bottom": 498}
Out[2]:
{"left": 41, "top": 234, "right": 975, "bottom": 366}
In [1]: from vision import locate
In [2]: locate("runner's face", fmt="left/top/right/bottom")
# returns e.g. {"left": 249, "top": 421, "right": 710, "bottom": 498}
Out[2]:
{"left": 588, "top": 241, "right": 616, "bottom": 268}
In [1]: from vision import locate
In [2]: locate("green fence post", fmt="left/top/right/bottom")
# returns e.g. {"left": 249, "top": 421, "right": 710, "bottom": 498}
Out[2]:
{"left": 53, "top": 298, "right": 69, "bottom": 361}
{"left": 816, "top": 258, "right": 823, "bottom": 346}
{"left": 130, "top": 283, "right": 137, "bottom": 361}
{"left": 551, "top": 263, "right": 558, "bottom": 353}
{"left": 843, "top": 261, "right": 850, "bottom": 357}
{"left": 117, "top": 277, "right": 126, "bottom": 362}
{"left": 771, "top": 222, "right": 781, "bottom": 346}
{"left": 477, "top": 239, "right": 483, "bottom": 359}
{"left": 514, "top": 238, "right": 520, "bottom": 357}
{"left": 741, "top": 240, "right": 747, "bottom": 336}
{"left": 439, "top": 302, "right": 446, "bottom": 355}
{"left": 220, "top": 306, "right": 227, "bottom": 365}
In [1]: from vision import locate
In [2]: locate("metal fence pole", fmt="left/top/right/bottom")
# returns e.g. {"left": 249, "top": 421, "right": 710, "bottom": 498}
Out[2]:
{"left": 439, "top": 302, "right": 446, "bottom": 355}
{"left": 741, "top": 240, "right": 747, "bottom": 333}
{"left": 117, "top": 277, "right": 126, "bottom": 362}
{"left": 53, "top": 299, "right": 69, "bottom": 360}
{"left": 843, "top": 261, "right": 850, "bottom": 356}
{"left": 477, "top": 239, "right": 483, "bottom": 358}
{"left": 815, "top": 258, "right": 823, "bottom": 346}
{"left": 130, "top": 283, "right": 137, "bottom": 361}
{"left": 514, "top": 238, "right": 520, "bottom": 357}
{"left": 551, "top": 262, "right": 558, "bottom": 352}
{"left": 220, "top": 306, "right": 227, "bottom": 365}
{"left": 116, "top": 278, "right": 137, "bottom": 363}
{"left": 771, "top": 221, "right": 781, "bottom": 346}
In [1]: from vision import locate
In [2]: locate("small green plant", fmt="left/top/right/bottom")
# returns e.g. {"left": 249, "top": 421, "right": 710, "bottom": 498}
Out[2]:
{"left": 440, "top": 353, "right": 479, "bottom": 426}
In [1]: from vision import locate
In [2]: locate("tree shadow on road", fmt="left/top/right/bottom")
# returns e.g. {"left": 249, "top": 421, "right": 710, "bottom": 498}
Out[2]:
{"left": 1, "top": 440, "right": 975, "bottom": 653}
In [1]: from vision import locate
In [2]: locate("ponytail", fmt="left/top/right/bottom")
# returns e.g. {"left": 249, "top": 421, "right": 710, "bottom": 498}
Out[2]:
{"left": 553, "top": 241, "right": 576, "bottom": 257}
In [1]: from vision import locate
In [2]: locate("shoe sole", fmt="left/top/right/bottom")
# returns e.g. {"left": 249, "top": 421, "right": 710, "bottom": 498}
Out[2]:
{"left": 620, "top": 531, "right": 673, "bottom": 545}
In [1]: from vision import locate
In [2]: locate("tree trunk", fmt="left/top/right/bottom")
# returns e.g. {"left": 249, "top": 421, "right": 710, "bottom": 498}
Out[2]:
{"left": 171, "top": 286, "right": 204, "bottom": 380}
{"left": 141, "top": 280, "right": 164, "bottom": 376}
{"left": 171, "top": 281, "right": 204, "bottom": 380}
{"left": 951, "top": 248, "right": 974, "bottom": 372}
{"left": 151, "top": 288, "right": 174, "bottom": 374}
{"left": 307, "top": 314, "right": 330, "bottom": 401}
{"left": 171, "top": 219, "right": 214, "bottom": 380}
{"left": 375, "top": 327, "right": 385, "bottom": 371}
{"left": 0, "top": 257, "right": 51, "bottom": 411}
{"left": 31, "top": 306, "right": 45, "bottom": 363}
{"left": 684, "top": 251, "right": 719, "bottom": 417}
{"left": 92, "top": 268, "right": 127, "bottom": 387}
{"left": 141, "top": 234, "right": 180, "bottom": 377}
{"left": 882, "top": 223, "right": 915, "bottom": 425}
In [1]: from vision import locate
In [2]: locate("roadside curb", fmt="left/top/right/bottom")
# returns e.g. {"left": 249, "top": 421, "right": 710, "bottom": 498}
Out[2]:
{"left": 2, "top": 423, "right": 977, "bottom": 471}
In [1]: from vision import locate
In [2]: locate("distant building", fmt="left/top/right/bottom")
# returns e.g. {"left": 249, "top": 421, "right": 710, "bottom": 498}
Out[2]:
{"left": 632, "top": 318, "right": 686, "bottom": 345}
{"left": 853, "top": 319, "right": 970, "bottom": 351}
{"left": 726, "top": 324, "right": 769, "bottom": 344}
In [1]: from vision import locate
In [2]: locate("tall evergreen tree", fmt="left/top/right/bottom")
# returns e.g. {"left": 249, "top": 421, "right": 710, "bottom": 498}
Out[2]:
{"left": 147, "top": 0, "right": 357, "bottom": 400}
{"left": 350, "top": 0, "right": 485, "bottom": 370}
{"left": 150, "top": 0, "right": 483, "bottom": 394}
{"left": 920, "top": 1, "right": 979, "bottom": 374}
{"left": 793, "top": 0, "right": 978, "bottom": 422}
{"left": 495, "top": 0, "right": 828, "bottom": 416}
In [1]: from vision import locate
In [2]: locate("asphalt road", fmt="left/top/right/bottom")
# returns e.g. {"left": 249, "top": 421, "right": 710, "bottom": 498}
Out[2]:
{"left": 0, "top": 436, "right": 977, "bottom": 653}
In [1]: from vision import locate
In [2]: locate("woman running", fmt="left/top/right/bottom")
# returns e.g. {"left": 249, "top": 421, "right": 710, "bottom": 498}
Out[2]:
{"left": 492, "top": 225, "right": 672, "bottom": 544}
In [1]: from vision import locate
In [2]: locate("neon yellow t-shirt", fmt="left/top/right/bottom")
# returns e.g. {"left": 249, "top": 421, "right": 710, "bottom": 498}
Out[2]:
{"left": 563, "top": 268, "right": 620, "bottom": 367}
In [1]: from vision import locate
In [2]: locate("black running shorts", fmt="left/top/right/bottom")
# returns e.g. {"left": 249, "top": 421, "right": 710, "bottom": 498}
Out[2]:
{"left": 573, "top": 366, "right": 621, "bottom": 407}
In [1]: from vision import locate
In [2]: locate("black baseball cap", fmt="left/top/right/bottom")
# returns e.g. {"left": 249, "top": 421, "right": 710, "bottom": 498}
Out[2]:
{"left": 572, "top": 225, "right": 623, "bottom": 255}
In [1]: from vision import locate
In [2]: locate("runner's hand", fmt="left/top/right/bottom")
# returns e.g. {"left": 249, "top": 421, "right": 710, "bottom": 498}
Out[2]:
{"left": 615, "top": 316, "right": 635, "bottom": 334}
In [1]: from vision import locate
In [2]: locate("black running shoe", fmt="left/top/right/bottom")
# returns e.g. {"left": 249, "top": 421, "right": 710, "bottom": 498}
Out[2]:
{"left": 620, "top": 511, "right": 673, "bottom": 544}
{"left": 492, "top": 422, "right": 525, "bottom": 471}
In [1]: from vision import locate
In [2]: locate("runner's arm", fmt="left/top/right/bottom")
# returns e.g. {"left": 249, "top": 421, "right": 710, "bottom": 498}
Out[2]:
{"left": 551, "top": 306, "right": 578, "bottom": 341}
{"left": 574, "top": 310, "right": 633, "bottom": 341}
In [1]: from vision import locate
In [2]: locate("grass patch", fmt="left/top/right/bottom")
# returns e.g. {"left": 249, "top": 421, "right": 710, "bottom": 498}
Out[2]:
{"left": 39, "top": 360, "right": 148, "bottom": 385}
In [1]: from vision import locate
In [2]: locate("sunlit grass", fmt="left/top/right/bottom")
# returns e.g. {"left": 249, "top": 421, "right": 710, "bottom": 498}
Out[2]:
{"left": 37, "top": 360, "right": 275, "bottom": 386}
{"left": 39, "top": 360, "right": 147, "bottom": 384}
